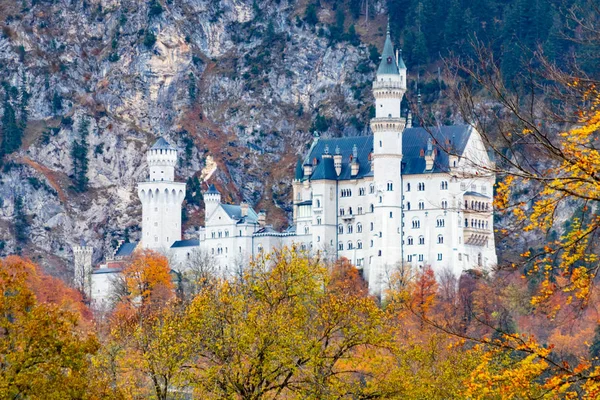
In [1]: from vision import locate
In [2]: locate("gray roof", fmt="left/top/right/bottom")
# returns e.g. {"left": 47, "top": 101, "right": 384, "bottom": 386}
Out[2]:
{"left": 377, "top": 24, "right": 400, "bottom": 76}
{"left": 92, "top": 267, "right": 122, "bottom": 275}
{"left": 464, "top": 191, "right": 491, "bottom": 199}
{"left": 151, "top": 137, "right": 175, "bottom": 150}
{"left": 398, "top": 49, "right": 406, "bottom": 69}
{"left": 114, "top": 242, "right": 138, "bottom": 258}
{"left": 221, "top": 204, "right": 259, "bottom": 224}
{"left": 205, "top": 184, "right": 220, "bottom": 195}
{"left": 304, "top": 125, "right": 472, "bottom": 180}
{"left": 171, "top": 239, "right": 200, "bottom": 248}
{"left": 295, "top": 158, "right": 303, "bottom": 180}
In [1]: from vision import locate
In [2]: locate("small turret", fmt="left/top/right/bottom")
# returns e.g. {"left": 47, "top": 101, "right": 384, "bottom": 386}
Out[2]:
{"left": 147, "top": 137, "right": 177, "bottom": 182}
{"left": 258, "top": 210, "right": 266, "bottom": 226}
{"left": 294, "top": 157, "right": 303, "bottom": 181}
{"left": 406, "top": 110, "right": 413, "bottom": 128}
{"left": 73, "top": 241, "right": 93, "bottom": 299}
{"left": 350, "top": 144, "right": 360, "bottom": 177}
{"left": 204, "top": 184, "right": 221, "bottom": 218}
{"left": 333, "top": 145, "right": 342, "bottom": 176}
{"left": 425, "top": 137, "right": 435, "bottom": 171}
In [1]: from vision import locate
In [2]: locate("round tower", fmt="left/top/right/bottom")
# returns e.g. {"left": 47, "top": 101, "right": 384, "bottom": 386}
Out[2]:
{"left": 369, "top": 22, "right": 407, "bottom": 294}
{"left": 204, "top": 184, "right": 221, "bottom": 219}
{"left": 73, "top": 241, "right": 93, "bottom": 299}
{"left": 137, "top": 137, "right": 186, "bottom": 250}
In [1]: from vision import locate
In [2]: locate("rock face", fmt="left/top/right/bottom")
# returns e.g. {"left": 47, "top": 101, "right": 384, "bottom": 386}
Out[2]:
{"left": 0, "top": 0, "right": 385, "bottom": 277}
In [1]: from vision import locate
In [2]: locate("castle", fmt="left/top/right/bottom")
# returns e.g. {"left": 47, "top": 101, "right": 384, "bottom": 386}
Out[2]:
{"left": 75, "top": 25, "right": 497, "bottom": 305}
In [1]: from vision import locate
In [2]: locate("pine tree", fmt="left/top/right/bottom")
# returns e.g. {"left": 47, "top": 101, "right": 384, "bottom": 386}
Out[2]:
{"left": 0, "top": 88, "right": 22, "bottom": 158}
{"left": 71, "top": 118, "right": 90, "bottom": 193}
{"left": 13, "top": 195, "right": 28, "bottom": 246}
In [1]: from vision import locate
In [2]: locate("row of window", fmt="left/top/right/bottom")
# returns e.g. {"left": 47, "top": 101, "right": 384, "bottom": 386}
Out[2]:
{"left": 406, "top": 253, "right": 444, "bottom": 262}
{"left": 211, "top": 230, "right": 231, "bottom": 239}
{"left": 465, "top": 219, "right": 489, "bottom": 230}
{"left": 406, "top": 235, "right": 444, "bottom": 245}
{"left": 338, "top": 241, "right": 364, "bottom": 251}
{"left": 465, "top": 200, "right": 490, "bottom": 211}
{"left": 460, "top": 183, "right": 488, "bottom": 194}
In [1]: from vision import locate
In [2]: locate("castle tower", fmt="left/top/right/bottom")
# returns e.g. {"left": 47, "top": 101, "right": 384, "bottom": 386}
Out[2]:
{"left": 369, "top": 23, "right": 407, "bottom": 292}
{"left": 73, "top": 241, "right": 93, "bottom": 299}
{"left": 204, "top": 184, "right": 221, "bottom": 219}
{"left": 137, "top": 137, "right": 186, "bottom": 250}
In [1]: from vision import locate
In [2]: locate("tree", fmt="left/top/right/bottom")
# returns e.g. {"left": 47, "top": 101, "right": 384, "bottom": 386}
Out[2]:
{"left": 0, "top": 256, "right": 98, "bottom": 398}
{"left": 0, "top": 88, "right": 22, "bottom": 158}
{"left": 13, "top": 195, "right": 28, "bottom": 247}
{"left": 71, "top": 117, "right": 90, "bottom": 192}
{"left": 304, "top": 3, "right": 318, "bottom": 26}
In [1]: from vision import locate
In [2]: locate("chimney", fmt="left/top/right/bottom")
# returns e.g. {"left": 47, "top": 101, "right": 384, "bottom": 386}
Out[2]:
{"left": 350, "top": 144, "right": 359, "bottom": 177}
{"left": 425, "top": 137, "right": 435, "bottom": 171}
{"left": 240, "top": 201, "right": 249, "bottom": 217}
{"left": 258, "top": 210, "right": 266, "bottom": 226}
{"left": 334, "top": 145, "right": 342, "bottom": 176}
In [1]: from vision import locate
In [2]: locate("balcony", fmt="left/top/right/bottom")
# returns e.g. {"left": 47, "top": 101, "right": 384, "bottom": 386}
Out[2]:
{"left": 373, "top": 80, "right": 404, "bottom": 90}
{"left": 463, "top": 227, "right": 491, "bottom": 246}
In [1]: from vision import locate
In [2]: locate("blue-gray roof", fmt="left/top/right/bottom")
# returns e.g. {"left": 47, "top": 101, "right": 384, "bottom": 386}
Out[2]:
{"left": 114, "top": 242, "right": 138, "bottom": 258}
{"left": 171, "top": 239, "right": 200, "bottom": 248}
{"left": 151, "top": 137, "right": 175, "bottom": 150}
{"left": 464, "top": 191, "right": 490, "bottom": 199}
{"left": 92, "top": 267, "right": 122, "bottom": 275}
{"left": 377, "top": 24, "right": 400, "bottom": 76}
{"left": 221, "top": 204, "right": 259, "bottom": 224}
{"left": 206, "top": 184, "right": 220, "bottom": 195}
{"left": 304, "top": 125, "right": 472, "bottom": 180}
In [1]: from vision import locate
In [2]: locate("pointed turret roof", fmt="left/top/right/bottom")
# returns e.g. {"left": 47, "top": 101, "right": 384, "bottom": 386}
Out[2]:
{"left": 206, "top": 184, "right": 220, "bottom": 195}
{"left": 377, "top": 22, "right": 400, "bottom": 76}
{"left": 398, "top": 48, "right": 406, "bottom": 69}
{"left": 151, "top": 137, "right": 175, "bottom": 150}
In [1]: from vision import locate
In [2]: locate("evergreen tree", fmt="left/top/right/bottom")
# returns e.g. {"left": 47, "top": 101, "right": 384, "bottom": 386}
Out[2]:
{"left": 304, "top": 3, "right": 318, "bottom": 26}
{"left": 13, "top": 195, "right": 28, "bottom": 247}
{"left": 71, "top": 118, "right": 90, "bottom": 193}
{"left": 0, "top": 88, "right": 22, "bottom": 158}
{"left": 412, "top": 29, "right": 428, "bottom": 65}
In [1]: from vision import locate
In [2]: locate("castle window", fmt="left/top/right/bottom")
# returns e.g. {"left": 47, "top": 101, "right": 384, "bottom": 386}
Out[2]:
{"left": 347, "top": 224, "right": 353, "bottom": 234}
{"left": 407, "top": 183, "right": 411, "bottom": 192}
{"left": 436, "top": 218, "right": 445, "bottom": 228}
{"left": 370, "top": 222, "right": 374, "bottom": 231}
{"left": 317, "top": 217, "right": 322, "bottom": 225}
{"left": 418, "top": 182, "right": 425, "bottom": 191}
{"left": 419, "top": 236, "right": 425, "bottom": 245}
{"left": 370, "top": 240, "right": 374, "bottom": 247}
{"left": 357, "top": 240, "right": 363, "bottom": 249}
{"left": 379, "top": 141, "right": 382, "bottom": 148}
{"left": 389, "top": 212, "right": 393, "bottom": 218}
{"left": 406, "top": 202, "right": 411, "bottom": 210}
{"left": 418, "top": 254, "right": 424, "bottom": 262}
{"left": 437, "top": 253, "right": 443, "bottom": 261}
{"left": 412, "top": 219, "right": 420, "bottom": 229}
{"left": 305, "top": 226, "right": 309, "bottom": 234}
{"left": 338, "top": 242, "right": 343, "bottom": 251}
{"left": 378, "top": 250, "right": 382, "bottom": 256}
{"left": 317, "top": 236, "right": 320, "bottom": 242}
{"left": 369, "top": 184, "right": 374, "bottom": 194}
{"left": 316, "top": 199, "right": 321, "bottom": 208}
{"left": 339, "top": 208, "right": 345, "bottom": 216}
{"left": 379, "top": 196, "right": 382, "bottom": 203}
{"left": 225, "top": 231, "right": 229, "bottom": 237}
{"left": 359, "top": 188, "right": 365, "bottom": 196}
{"left": 218, "top": 231, "right": 222, "bottom": 238}
{"left": 211, "top": 248, "right": 214, "bottom": 254}
{"left": 387, "top": 182, "right": 393, "bottom": 191}
{"left": 239, "top": 246, "right": 242, "bottom": 253}
{"left": 440, "top": 181, "right": 448, "bottom": 190}
{"left": 441, "top": 200, "right": 448, "bottom": 209}
{"left": 458, "top": 254, "right": 462, "bottom": 261}
{"left": 239, "top": 230, "right": 242, "bottom": 236}
{"left": 348, "top": 241, "right": 353, "bottom": 250}
{"left": 438, "top": 235, "right": 444, "bottom": 244}
{"left": 348, "top": 207, "right": 353, "bottom": 215}
{"left": 338, "top": 224, "right": 343, "bottom": 234}
{"left": 407, "top": 255, "right": 413, "bottom": 262}
{"left": 370, "top": 204, "right": 374, "bottom": 213}
{"left": 358, "top": 206, "right": 363, "bottom": 214}
{"left": 407, "top": 237, "right": 414, "bottom": 245}
{"left": 356, "top": 223, "right": 362, "bottom": 233}
{"left": 478, "top": 253, "right": 482, "bottom": 266}
{"left": 418, "top": 201, "right": 425, "bottom": 210}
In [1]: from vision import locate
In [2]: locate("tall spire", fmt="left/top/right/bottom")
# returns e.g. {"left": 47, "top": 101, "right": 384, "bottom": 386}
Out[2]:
{"left": 377, "top": 18, "right": 400, "bottom": 76}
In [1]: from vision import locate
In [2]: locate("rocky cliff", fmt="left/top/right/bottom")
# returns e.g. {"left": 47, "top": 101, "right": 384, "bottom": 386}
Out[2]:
{"left": 0, "top": 0, "right": 392, "bottom": 277}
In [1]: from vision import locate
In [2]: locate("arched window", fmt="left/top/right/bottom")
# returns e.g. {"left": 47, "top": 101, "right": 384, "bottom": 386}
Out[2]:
{"left": 347, "top": 224, "right": 353, "bottom": 234}
{"left": 387, "top": 181, "right": 393, "bottom": 191}
{"left": 412, "top": 218, "right": 420, "bottom": 229}
{"left": 418, "top": 201, "right": 425, "bottom": 210}
{"left": 225, "top": 230, "right": 229, "bottom": 237}
{"left": 440, "top": 181, "right": 448, "bottom": 190}
{"left": 437, "top": 234, "right": 444, "bottom": 244}
{"left": 370, "top": 222, "right": 374, "bottom": 231}
{"left": 419, "top": 236, "right": 425, "bottom": 245}
{"left": 369, "top": 184, "right": 375, "bottom": 194}
{"left": 348, "top": 241, "right": 353, "bottom": 250}
{"left": 316, "top": 199, "right": 321, "bottom": 208}
{"left": 304, "top": 226, "right": 309, "bottom": 234}
{"left": 379, "top": 196, "right": 382, "bottom": 203}
{"left": 338, "top": 242, "right": 343, "bottom": 251}
{"left": 407, "top": 236, "right": 414, "bottom": 245}
{"left": 436, "top": 218, "right": 445, "bottom": 227}
{"left": 357, "top": 240, "right": 363, "bottom": 249}
{"left": 370, "top": 204, "right": 374, "bottom": 213}
{"left": 338, "top": 224, "right": 343, "bottom": 234}
{"left": 406, "top": 202, "right": 411, "bottom": 210}
{"left": 478, "top": 253, "right": 482, "bottom": 266}
{"left": 359, "top": 187, "right": 365, "bottom": 196}
{"left": 357, "top": 223, "right": 363, "bottom": 233}
{"left": 316, "top": 217, "right": 322, "bottom": 225}
{"left": 441, "top": 200, "right": 448, "bottom": 209}
{"left": 407, "top": 183, "right": 411, "bottom": 192}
